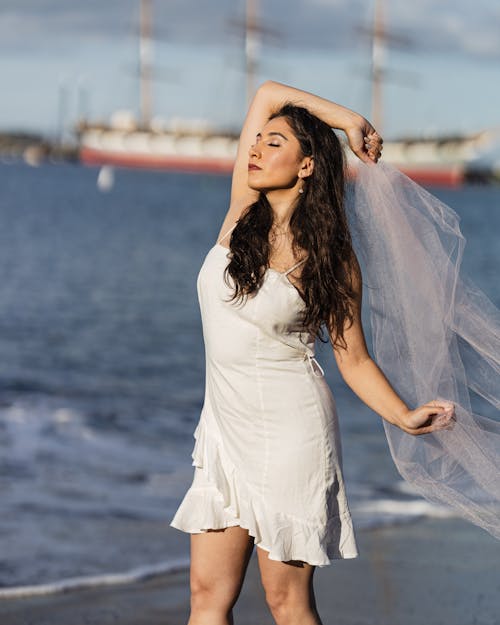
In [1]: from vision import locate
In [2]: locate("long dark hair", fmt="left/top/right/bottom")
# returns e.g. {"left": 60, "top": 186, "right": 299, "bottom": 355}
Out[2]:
{"left": 224, "top": 102, "right": 357, "bottom": 349}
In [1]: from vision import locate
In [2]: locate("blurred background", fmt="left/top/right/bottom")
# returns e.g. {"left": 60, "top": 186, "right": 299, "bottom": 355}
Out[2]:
{"left": 0, "top": 0, "right": 499, "bottom": 595}
{"left": 2, "top": 0, "right": 500, "bottom": 182}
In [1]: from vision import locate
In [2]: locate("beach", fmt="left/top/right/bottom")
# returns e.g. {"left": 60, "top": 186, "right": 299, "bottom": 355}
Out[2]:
{"left": 1, "top": 516, "right": 498, "bottom": 625}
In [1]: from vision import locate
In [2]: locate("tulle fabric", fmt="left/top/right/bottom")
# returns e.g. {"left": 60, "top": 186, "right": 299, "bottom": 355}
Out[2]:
{"left": 346, "top": 161, "right": 500, "bottom": 540}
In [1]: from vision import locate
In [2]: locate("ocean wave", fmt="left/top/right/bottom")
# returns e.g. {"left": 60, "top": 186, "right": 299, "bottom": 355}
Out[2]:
{"left": 0, "top": 558, "right": 190, "bottom": 599}
{"left": 351, "top": 496, "right": 458, "bottom": 530}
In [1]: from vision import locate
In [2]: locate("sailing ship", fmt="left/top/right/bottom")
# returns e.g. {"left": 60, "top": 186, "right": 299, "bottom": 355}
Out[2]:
{"left": 75, "top": 0, "right": 499, "bottom": 186}
{"left": 76, "top": 0, "right": 243, "bottom": 175}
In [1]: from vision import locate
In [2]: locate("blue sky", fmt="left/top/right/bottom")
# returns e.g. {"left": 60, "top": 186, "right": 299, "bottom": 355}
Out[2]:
{"left": 0, "top": 0, "right": 499, "bottom": 140}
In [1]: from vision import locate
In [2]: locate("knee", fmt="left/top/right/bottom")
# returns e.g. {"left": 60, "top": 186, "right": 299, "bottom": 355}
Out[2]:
{"left": 264, "top": 585, "right": 307, "bottom": 623}
{"left": 190, "top": 570, "right": 239, "bottom": 614}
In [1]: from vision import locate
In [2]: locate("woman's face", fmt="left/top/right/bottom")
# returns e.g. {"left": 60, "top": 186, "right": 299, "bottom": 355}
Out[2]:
{"left": 247, "top": 117, "right": 311, "bottom": 192}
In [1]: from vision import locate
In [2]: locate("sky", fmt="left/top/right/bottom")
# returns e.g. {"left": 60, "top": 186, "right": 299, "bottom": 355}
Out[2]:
{"left": 0, "top": 0, "right": 499, "bottom": 141}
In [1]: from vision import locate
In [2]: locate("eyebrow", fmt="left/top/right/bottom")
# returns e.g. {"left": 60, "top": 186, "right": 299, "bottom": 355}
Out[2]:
{"left": 256, "top": 131, "right": 288, "bottom": 141}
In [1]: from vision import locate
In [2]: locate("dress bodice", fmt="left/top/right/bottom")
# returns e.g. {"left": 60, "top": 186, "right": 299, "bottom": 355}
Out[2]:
{"left": 197, "top": 241, "right": 324, "bottom": 377}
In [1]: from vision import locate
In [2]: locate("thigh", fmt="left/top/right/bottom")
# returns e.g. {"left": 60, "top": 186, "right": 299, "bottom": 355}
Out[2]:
{"left": 190, "top": 526, "right": 255, "bottom": 599}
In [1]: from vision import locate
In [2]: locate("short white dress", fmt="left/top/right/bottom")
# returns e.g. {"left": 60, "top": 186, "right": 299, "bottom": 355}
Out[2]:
{"left": 170, "top": 223, "right": 359, "bottom": 565}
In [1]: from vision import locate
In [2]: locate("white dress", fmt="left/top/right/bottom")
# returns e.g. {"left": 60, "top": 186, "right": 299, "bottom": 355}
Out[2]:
{"left": 170, "top": 223, "right": 359, "bottom": 565}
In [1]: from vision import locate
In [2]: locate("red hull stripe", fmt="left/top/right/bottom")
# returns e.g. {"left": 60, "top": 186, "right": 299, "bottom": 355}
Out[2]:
{"left": 80, "top": 148, "right": 465, "bottom": 187}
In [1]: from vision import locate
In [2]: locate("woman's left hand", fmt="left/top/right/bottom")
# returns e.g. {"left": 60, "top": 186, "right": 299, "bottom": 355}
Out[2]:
{"left": 343, "top": 116, "right": 383, "bottom": 164}
{"left": 396, "top": 399, "right": 456, "bottom": 435}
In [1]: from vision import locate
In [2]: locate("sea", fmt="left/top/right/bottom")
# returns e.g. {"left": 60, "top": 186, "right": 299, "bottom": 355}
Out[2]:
{"left": 0, "top": 161, "right": 498, "bottom": 595}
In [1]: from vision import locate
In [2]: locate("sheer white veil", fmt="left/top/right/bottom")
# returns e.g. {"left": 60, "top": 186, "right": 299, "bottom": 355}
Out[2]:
{"left": 346, "top": 160, "right": 500, "bottom": 540}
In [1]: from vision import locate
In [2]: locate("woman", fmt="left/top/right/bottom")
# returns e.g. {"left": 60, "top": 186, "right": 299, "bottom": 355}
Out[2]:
{"left": 170, "top": 80, "right": 455, "bottom": 625}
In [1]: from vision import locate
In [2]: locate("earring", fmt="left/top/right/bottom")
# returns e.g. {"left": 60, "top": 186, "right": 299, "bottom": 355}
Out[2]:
{"left": 298, "top": 180, "right": 304, "bottom": 194}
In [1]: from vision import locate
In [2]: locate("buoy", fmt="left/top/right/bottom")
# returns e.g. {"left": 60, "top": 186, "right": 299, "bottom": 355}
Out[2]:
{"left": 97, "top": 165, "right": 115, "bottom": 191}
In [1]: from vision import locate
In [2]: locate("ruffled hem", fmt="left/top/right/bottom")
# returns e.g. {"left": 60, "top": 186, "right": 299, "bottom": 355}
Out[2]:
{"left": 170, "top": 419, "right": 359, "bottom": 566}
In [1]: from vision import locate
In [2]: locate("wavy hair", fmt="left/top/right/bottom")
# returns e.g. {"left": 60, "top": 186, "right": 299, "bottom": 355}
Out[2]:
{"left": 223, "top": 102, "right": 358, "bottom": 349}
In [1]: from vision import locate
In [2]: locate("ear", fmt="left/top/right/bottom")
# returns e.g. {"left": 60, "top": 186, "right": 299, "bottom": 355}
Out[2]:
{"left": 299, "top": 156, "right": 314, "bottom": 179}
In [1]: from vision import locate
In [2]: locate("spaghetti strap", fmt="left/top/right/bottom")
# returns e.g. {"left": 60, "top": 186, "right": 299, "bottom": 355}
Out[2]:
{"left": 284, "top": 257, "right": 307, "bottom": 276}
{"left": 217, "top": 222, "right": 237, "bottom": 245}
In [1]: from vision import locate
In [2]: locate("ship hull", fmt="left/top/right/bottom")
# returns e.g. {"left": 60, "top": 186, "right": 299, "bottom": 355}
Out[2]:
{"left": 80, "top": 146, "right": 235, "bottom": 175}
{"left": 80, "top": 145, "right": 465, "bottom": 186}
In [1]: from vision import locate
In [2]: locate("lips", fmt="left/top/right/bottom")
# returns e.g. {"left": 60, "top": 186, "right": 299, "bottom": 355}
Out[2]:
{"left": 248, "top": 164, "right": 261, "bottom": 170}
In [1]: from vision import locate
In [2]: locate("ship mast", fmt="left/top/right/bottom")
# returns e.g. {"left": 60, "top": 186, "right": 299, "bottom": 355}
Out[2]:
{"left": 371, "top": 0, "right": 385, "bottom": 132}
{"left": 139, "top": 0, "right": 153, "bottom": 128}
{"left": 245, "top": 0, "right": 260, "bottom": 108}
{"left": 368, "top": 0, "right": 413, "bottom": 134}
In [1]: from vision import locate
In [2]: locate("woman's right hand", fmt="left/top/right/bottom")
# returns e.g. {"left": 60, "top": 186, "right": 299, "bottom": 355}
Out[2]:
{"left": 397, "top": 399, "right": 456, "bottom": 435}
{"left": 344, "top": 117, "right": 383, "bottom": 164}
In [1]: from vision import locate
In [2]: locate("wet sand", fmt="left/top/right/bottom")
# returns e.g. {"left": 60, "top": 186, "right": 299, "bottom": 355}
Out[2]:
{"left": 0, "top": 517, "right": 499, "bottom": 625}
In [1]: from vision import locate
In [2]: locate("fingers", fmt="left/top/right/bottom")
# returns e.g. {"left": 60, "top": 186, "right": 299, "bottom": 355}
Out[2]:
{"left": 426, "top": 401, "right": 455, "bottom": 424}
{"left": 364, "top": 131, "right": 383, "bottom": 163}
{"left": 400, "top": 400, "right": 456, "bottom": 436}
{"left": 345, "top": 124, "right": 383, "bottom": 163}
{"left": 356, "top": 150, "right": 376, "bottom": 165}
{"left": 404, "top": 417, "right": 455, "bottom": 436}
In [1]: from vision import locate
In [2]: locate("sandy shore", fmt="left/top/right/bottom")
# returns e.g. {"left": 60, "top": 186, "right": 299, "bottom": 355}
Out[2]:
{"left": 0, "top": 516, "right": 499, "bottom": 625}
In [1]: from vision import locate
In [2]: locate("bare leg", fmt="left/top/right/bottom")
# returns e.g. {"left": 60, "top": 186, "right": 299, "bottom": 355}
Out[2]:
{"left": 188, "top": 526, "right": 255, "bottom": 625}
{"left": 256, "top": 546, "right": 323, "bottom": 625}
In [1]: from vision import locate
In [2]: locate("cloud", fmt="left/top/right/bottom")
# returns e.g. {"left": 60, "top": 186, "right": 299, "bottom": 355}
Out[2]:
{"left": 388, "top": 0, "right": 500, "bottom": 58}
{"left": 0, "top": 0, "right": 499, "bottom": 59}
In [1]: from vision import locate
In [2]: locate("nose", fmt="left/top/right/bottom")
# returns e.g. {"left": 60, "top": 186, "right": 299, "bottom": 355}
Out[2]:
{"left": 248, "top": 143, "right": 260, "bottom": 158}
